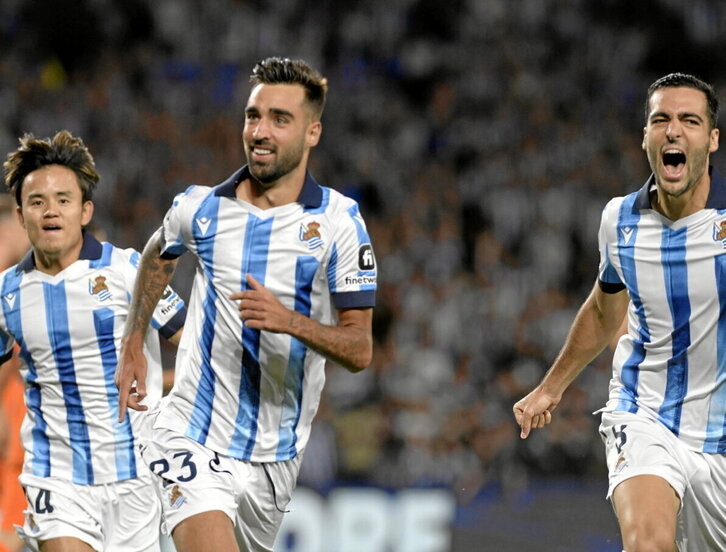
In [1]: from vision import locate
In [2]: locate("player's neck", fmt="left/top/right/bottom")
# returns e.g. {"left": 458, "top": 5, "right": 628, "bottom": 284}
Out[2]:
{"left": 238, "top": 170, "right": 305, "bottom": 209}
{"left": 652, "top": 177, "right": 710, "bottom": 221}
{"left": 32, "top": 247, "right": 81, "bottom": 276}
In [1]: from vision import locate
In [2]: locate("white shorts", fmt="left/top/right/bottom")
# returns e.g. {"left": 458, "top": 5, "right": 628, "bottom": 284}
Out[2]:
{"left": 599, "top": 410, "right": 726, "bottom": 551}
{"left": 16, "top": 472, "right": 161, "bottom": 552}
{"left": 142, "top": 427, "right": 302, "bottom": 552}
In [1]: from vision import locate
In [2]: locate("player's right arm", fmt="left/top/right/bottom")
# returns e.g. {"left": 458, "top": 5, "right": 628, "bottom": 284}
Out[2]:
{"left": 513, "top": 281, "right": 629, "bottom": 439}
{"left": 116, "top": 229, "right": 178, "bottom": 421}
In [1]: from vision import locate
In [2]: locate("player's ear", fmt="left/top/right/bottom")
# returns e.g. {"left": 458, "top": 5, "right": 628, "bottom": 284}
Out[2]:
{"left": 15, "top": 206, "right": 25, "bottom": 229}
{"left": 709, "top": 127, "right": 719, "bottom": 153}
{"left": 81, "top": 201, "right": 94, "bottom": 227}
{"left": 307, "top": 121, "right": 322, "bottom": 147}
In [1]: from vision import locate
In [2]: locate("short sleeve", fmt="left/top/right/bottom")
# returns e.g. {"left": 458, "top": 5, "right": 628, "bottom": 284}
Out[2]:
{"left": 328, "top": 202, "right": 377, "bottom": 309}
{"left": 597, "top": 198, "right": 625, "bottom": 293}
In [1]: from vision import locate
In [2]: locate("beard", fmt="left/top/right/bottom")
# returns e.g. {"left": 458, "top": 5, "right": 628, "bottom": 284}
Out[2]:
{"left": 246, "top": 140, "right": 305, "bottom": 187}
{"left": 648, "top": 143, "right": 710, "bottom": 199}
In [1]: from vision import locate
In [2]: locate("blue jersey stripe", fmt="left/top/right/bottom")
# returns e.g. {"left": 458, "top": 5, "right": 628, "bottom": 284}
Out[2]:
{"left": 93, "top": 308, "right": 136, "bottom": 480}
{"left": 187, "top": 196, "right": 221, "bottom": 444}
{"left": 616, "top": 195, "right": 646, "bottom": 413}
{"left": 706, "top": 253, "right": 726, "bottom": 452}
{"left": 44, "top": 282, "right": 94, "bottom": 484}
{"left": 657, "top": 226, "right": 690, "bottom": 435}
{"left": 276, "top": 256, "right": 318, "bottom": 459}
{"left": 3, "top": 271, "right": 51, "bottom": 476}
{"left": 231, "top": 215, "right": 273, "bottom": 458}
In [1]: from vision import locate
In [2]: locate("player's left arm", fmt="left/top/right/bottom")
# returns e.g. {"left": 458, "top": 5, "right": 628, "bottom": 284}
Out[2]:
{"left": 230, "top": 274, "right": 373, "bottom": 373}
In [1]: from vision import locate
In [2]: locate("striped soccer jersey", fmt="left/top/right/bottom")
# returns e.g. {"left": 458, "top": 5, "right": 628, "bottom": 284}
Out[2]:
{"left": 0, "top": 233, "right": 186, "bottom": 485}
{"left": 598, "top": 166, "right": 726, "bottom": 453}
{"left": 154, "top": 166, "right": 377, "bottom": 462}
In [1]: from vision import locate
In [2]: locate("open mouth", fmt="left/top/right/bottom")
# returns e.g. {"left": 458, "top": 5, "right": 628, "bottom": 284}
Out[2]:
{"left": 662, "top": 149, "right": 686, "bottom": 178}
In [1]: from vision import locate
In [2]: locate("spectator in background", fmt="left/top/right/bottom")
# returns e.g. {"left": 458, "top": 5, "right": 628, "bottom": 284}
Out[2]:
{"left": 514, "top": 73, "right": 726, "bottom": 551}
{"left": 0, "top": 131, "right": 185, "bottom": 552}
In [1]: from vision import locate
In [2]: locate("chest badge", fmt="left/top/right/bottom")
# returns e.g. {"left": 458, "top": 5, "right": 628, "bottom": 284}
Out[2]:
{"left": 713, "top": 220, "right": 726, "bottom": 248}
{"left": 299, "top": 221, "right": 324, "bottom": 250}
{"left": 89, "top": 275, "right": 112, "bottom": 302}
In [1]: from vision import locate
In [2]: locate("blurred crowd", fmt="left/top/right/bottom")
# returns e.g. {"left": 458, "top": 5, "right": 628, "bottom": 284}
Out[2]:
{"left": 2, "top": 0, "right": 726, "bottom": 505}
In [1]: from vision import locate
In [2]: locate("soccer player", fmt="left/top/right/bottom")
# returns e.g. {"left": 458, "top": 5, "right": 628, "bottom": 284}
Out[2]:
{"left": 0, "top": 130, "right": 186, "bottom": 552}
{"left": 115, "top": 57, "right": 377, "bottom": 552}
{"left": 513, "top": 73, "right": 726, "bottom": 551}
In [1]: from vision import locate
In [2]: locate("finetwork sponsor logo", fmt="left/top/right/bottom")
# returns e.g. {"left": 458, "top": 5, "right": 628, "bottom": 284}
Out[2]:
{"left": 345, "top": 275, "right": 376, "bottom": 286}
{"left": 358, "top": 244, "right": 375, "bottom": 270}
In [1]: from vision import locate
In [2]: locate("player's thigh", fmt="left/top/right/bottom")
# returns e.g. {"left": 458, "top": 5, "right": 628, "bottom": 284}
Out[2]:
{"left": 38, "top": 537, "right": 95, "bottom": 552}
{"left": 613, "top": 474, "right": 680, "bottom": 541}
{"left": 172, "top": 510, "right": 237, "bottom": 552}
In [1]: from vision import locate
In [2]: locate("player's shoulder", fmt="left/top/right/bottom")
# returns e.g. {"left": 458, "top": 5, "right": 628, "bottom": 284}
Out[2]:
{"left": 95, "top": 241, "right": 143, "bottom": 271}
{"left": 320, "top": 185, "right": 364, "bottom": 216}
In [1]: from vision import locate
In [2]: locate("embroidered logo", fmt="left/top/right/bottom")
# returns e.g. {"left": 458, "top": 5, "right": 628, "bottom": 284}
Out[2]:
{"left": 614, "top": 454, "right": 628, "bottom": 473}
{"left": 196, "top": 217, "right": 211, "bottom": 236}
{"left": 620, "top": 226, "right": 634, "bottom": 244}
{"left": 170, "top": 485, "right": 186, "bottom": 509}
{"left": 713, "top": 220, "right": 726, "bottom": 247}
{"left": 299, "top": 221, "right": 324, "bottom": 250}
{"left": 3, "top": 293, "right": 16, "bottom": 309}
{"left": 88, "top": 276, "right": 112, "bottom": 302}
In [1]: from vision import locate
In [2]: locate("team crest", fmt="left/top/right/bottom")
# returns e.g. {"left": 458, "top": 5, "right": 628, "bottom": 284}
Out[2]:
{"left": 169, "top": 485, "right": 186, "bottom": 509}
{"left": 88, "top": 275, "right": 112, "bottom": 302}
{"left": 299, "top": 221, "right": 324, "bottom": 250}
{"left": 713, "top": 219, "right": 726, "bottom": 247}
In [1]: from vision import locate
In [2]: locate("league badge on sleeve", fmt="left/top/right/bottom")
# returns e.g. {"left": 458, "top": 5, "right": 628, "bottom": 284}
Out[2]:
{"left": 358, "top": 244, "right": 375, "bottom": 270}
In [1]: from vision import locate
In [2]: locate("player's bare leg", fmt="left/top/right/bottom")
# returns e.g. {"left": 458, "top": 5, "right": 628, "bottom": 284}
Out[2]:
{"left": 613, "top": 474, "right": 680, "bottom": 552}
{"left": 172, "top": 510, "right": 238, "bottom": 552}
{"left": 39, "top": 537, "right": 96, "bottom": 552}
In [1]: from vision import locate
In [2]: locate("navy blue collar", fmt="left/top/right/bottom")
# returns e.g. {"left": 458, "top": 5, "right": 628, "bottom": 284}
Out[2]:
{"left": 634, "top": 166, "right": 726, "bottom": 210}
{"left": 16, "top": 231, "right": 103, "bottom": 273}
{"left": 214, "top": 165, "right": 323, "bottom": 208}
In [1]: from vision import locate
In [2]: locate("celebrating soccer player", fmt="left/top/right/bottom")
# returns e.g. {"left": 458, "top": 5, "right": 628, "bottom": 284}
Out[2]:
{"left": 0, "top": 131, "right": 186, "bottom": 551}
{"left": 514, "top": 73, "right": 726, "bottom": 551}
{"left": 115, "top": 57, "right": 377, "bottom": 552}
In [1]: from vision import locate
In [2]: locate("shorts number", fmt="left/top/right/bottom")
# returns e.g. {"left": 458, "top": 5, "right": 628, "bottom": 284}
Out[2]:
{"left": 611, "top": 424, "right": 628, "bottom": 454}
{"left": 149, "top": 450, "right": 198, "bottom": 482}
{"left": 35, "top": 489, "right": 54, "bottom": 514}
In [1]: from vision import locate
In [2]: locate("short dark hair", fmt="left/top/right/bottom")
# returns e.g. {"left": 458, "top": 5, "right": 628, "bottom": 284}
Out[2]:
{"left": 645, "top": 72, "right": 719, "bottom": 129}
{"left": 250, "top": 57, "right": 328, "bottom": 119}
{"left": 3, "top": 130, "right": 99, "bottom": 206}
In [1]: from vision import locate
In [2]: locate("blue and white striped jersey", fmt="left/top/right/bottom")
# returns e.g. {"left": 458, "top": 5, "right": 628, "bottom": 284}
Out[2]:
{"left": 155, "top": 166, "right": 377, "bottom": 462}
{"left": 598, "top": 167, "right": 726, "bottom": 453}
{"left": 0, "top": 233, "right": 186, "bottom": 484}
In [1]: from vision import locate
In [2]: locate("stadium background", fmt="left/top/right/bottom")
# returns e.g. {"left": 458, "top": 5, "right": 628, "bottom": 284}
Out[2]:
{"left": 2, "top": 1, "right": 726, "bottom": 550}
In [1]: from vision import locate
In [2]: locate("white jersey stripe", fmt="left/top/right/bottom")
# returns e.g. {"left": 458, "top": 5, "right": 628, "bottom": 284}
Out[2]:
{"left": 94, "top": 308, "right": 136, "bottom": 479}
{"left": 185, "top": 193, "right": 221, "bottom": 445}
{"left": 615, "top": 194, "right": 645, "bottom": 413}
{"left": 706, "top": 253, "right": 726, "bottom": 453}
{"left": 2, "top": 269, "right": 52, "bottom": 477}
{"left": 44, "top": 281, "right": 95, "bottom": 483}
